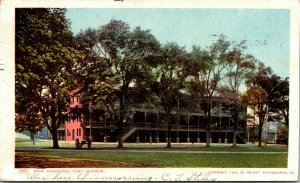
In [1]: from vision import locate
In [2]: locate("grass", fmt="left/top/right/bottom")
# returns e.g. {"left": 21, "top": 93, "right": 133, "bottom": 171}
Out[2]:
{"left": 15, "top": 138, "right": 288, "bottom": 168}
{"left": 16, "top": 150, "right": 287, "bottom": 168}
{"left": 16, "top": 138, "right": 288, "bottom": 152}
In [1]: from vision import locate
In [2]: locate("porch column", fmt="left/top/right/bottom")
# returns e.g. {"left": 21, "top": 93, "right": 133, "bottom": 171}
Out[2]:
{"left": 197, "top": 116, "right": 200, "bottom": 143}
{"left": 156, "top": 112, "right": 159, "bottom": 143}
{"left": 187, "top": 115, "right": 190, "bottom": 143}
{"left": 136, "top": 130, "right": 140, "bottom": 143}
{"left": 218, "top": 114, "right": 222, "bottom": 143}
{"left": 149, "top": 131, "right": 152, "bottom": 144}
{"left": 144, "top": 111, "right": 147, "bottom": 143}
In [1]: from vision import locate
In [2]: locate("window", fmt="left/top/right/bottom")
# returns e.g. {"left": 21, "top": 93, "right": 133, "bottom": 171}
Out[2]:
{"left": 67, "top": 129, "right": 69, "bottom": 136}
{"left": 76, "top": 112, "right": 79, "bottom": 122}
{"left": 66, "top": 114, "right": 69, "bottom": 123}
{"left": 77, "top": 129, "right": 78, "bottom": 136}
{"left": 79, "top": 128, "right": 81, "bottom": 136}
{"left": 79, "top": 112, "right": 81, "bottom": 122}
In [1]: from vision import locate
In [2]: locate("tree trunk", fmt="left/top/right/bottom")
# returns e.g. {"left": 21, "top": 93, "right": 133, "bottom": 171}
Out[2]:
{"left": 284, "top": 113, "right": 289, "bottom": 127}
{"left": 258, "top": 116, "right": 263, "bottom": 147}
{"left": 30, "top": 132, "right": 35, "bottom": 145}
{"left": 117, "top": 119, "right": 124, "bottom": 148}
{"left": 206, "top": 103, "right": 211, "bottom": 147}
{"left": 283, "top": 112, "right": 288, "bottom": 146}
{"left": 232, "top": 131, "right": 237, "bottom": 147}
{"left": 167, "top": 122, "right": 171, "bottom": 148}
{"left": 165, "top": 107, "right": 172, "bottom": 148}
{"left": 52, "top": 130, "right": 59, "bottom": 149}
{"left": 206, "top": 123, "right": 210, "bottom": 147}
{"left": 117, "top": 94, "right": 125, "bottom": 148}
{"left": 232, "top": 106, "right": 239, "bottom": 148}
{"left": 117, "top": 137, "right": 124, "bottom": 148}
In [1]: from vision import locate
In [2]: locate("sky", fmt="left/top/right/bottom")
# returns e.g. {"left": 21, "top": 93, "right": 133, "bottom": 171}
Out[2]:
{"left": 66, "top": 8, "right": 290, "bottom": 78}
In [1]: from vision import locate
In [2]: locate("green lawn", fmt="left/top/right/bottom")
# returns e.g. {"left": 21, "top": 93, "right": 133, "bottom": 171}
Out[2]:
{"left": 22, "top": 150, "right": 286, "bottom": 168}
{"left": 16, "top": 138, "right": 288, "bottom": 168}
{"left": 16, "top": 138, "right": 288, "bottom": 152}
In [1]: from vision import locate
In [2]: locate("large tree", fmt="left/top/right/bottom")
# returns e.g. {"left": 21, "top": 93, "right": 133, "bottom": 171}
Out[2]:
{"left": 241, "top": 86, "right": 268, "bottom": 146}
{"left": 77, "top": 20, "right": 160, "bottom": 148}
{"left": 16, "top": 8, "right": 82, "bottom": 148}
{"left": 190, "top": 35, "right": 231, "bottom": 147}
{"left": 269, "top": 77, "right": 289, "bottom": 127}
{"left": 151, "top": 42, "right": 192, "bottom": 148}
{"left": 254, "top": 74, "right": 289, "bottom": 126}
{"left": 244, "top": 62, "right": 289, "bottom": 146}
{"left": 224, "top": 41, "right": 257, "bottom": 147}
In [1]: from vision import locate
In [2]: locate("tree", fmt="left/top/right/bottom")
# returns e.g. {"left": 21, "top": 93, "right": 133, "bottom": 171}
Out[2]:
{"left": 269, "top": 77, "right": 289, "bottom": 127}
{"left": 254, "top": 74, "right": 289, "bottom": 127}
{"left": 224, "top": 41, "right": 257, "bottom": 147}
{"left": 252, "top": 72, "right": 289, "bottom": 145}
{"left": 241, "top": 86, "right": 268, "bottom": 146}
{"left": 190, "top": 35, "right": 231, "bottom": 147}
{"left": 16, "top": 8, "right": 82, "bottom": 148}
{"left": 15, "top": 102, "right": 44, "bottom": 145}
{"left": 78, "top": 20, "right": 160, "bottom": 148}
{"left": 243, "top": 60, "right": 289, "bottom": 146}
{"left": 151, "top": 42, "right": 192, "bottom": 148}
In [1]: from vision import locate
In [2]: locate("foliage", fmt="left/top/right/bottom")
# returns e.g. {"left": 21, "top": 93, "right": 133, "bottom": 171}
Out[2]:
{"left": 16, "top": 10, "right": 289, "bottom": 149}
{"left": 241, "top": 85, "right": 268, "bottom": 146}
{"left": 276, "top": 123, "right": 288, "bottom": 144}
{"left": 254, "top": 74, "right": 289, "bottom": 126}
{"left": 223, "top": 40, "right": 257, "bottom": 147}
{"left": 15, "top": 102, "right": 44, "bottom": 145}
{"left": 189, "top": 35, "right": 231, "bottom": 147}
{"left": 77, "top": 19, "right": 161, "bottom": 148}
{"left": 151, "top": 42, "right": 192, "bottom": 147}
{"left": 243, "top": 62, "right": 289, "bottom": 146}
{"left": 15, "top": 8, "right": 82, "bottom": 148}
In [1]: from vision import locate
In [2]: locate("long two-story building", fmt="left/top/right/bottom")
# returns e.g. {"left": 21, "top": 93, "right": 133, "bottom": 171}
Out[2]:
{"left": 61, "top": 88, "right": 247, "bottom": 144}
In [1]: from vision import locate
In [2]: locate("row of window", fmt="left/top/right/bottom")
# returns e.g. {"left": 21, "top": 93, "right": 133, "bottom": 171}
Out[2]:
{"left": 66, "top": 112, "right": 82, "bottom": 122}
{"left": 70, "top": 96, "right": 80, "bottom": 104}
{"left": 66, "top": 128, "right": 82, "bottom": 137}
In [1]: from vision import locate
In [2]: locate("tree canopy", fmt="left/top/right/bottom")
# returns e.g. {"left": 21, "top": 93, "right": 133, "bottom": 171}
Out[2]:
{"left": 16, "top": 8, "right": 83, "bottom": 148}
{"left": 151, "top": 42, "right": 192, "bottom": 148}
{"left": 76, "top": 19, "right": 161, "bottom": 148}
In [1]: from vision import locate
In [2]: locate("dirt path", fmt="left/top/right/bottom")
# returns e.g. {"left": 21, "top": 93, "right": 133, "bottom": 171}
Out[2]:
{"left": 15, "top": 152, "right": 143, "bottom": 168}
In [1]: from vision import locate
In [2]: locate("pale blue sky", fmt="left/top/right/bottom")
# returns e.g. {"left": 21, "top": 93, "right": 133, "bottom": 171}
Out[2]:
{"left": 66, "top": 9, "right": 290, "bottom": 78}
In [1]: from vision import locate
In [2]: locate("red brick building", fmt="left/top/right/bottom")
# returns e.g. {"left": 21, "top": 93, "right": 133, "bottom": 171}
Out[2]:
{"left": 65, "top": 88, "right": 85, "bottom": 141}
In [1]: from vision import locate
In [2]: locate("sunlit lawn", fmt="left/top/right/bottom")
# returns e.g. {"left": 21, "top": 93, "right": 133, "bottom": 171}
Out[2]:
{"left": 16, "top": 138, "right": 288, "bottom": 168}
{"left": 16, "top": 138, "right": 288, "bottom": 152}
{"left": 16, "top": 150, "right": 287, "bottom": 168}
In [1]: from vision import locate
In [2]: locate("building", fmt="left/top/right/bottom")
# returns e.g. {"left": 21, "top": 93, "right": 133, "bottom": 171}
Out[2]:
{"left": 64, "top": 89, "right": 247, "bottom": 144}
{"left": 65, "top": 88, "right": 85, "bottom": 141}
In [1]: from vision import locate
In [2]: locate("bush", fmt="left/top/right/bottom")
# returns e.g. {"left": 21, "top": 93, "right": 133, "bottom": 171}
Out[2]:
{"left": 276, "top": 123, "right": 288, "bottom": 144}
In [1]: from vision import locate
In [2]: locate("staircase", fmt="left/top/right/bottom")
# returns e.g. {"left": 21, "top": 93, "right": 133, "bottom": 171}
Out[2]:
{"left": 120, "top": 122, "right": 138, "bottom": 142}
{"left": 237, "top": 132, "right": 246, "bottom": 144}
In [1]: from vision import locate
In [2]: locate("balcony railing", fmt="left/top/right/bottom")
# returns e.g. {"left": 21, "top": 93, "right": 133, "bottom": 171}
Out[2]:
{"left": 84, "top": 121, "right": 245, "bottom": 131}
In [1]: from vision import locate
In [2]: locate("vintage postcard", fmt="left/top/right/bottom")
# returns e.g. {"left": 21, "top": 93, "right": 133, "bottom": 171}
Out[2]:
{"left": 0, "top": 0, "right": 299, "bottom": 181}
